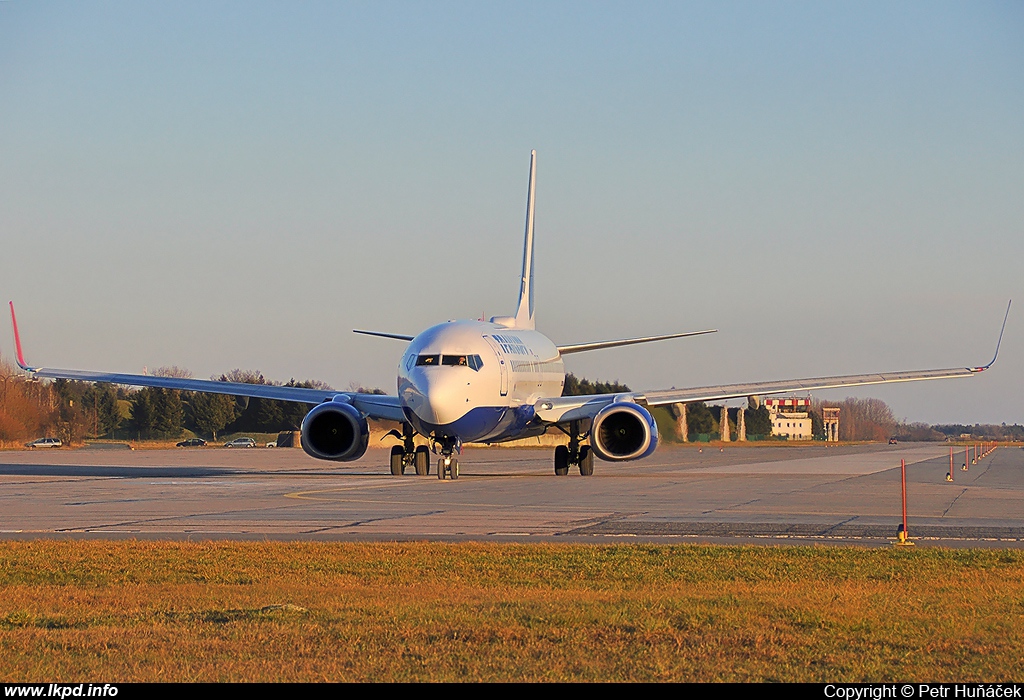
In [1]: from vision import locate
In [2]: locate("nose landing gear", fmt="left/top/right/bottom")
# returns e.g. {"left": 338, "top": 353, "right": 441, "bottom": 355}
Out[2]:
{"left": 437, "top": 455, "right": 459, "bottom": 480}
{"left": 433, "top": 436, "right": 461, "bottom": 481}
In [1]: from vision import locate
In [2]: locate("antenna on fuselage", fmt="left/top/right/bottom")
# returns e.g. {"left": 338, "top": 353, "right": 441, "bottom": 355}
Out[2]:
{"left": 512, "top": 150, "right": 537, "bottom": 330}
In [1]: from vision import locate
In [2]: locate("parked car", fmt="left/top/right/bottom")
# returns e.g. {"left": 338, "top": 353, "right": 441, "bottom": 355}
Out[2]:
{"left": 224, "top": 438, "right": 256, "bottom": 448}
{"left": 176, "top": 438, "right": 207, "bottom": 447}
{"left": 265, "top": 441, "right": 277, "bottom": 448}
{"left": 26, "top": 438, "right": 62, "bottom": 448}
{"left": 888, "top": 438, "right": 898, "bottom": 445}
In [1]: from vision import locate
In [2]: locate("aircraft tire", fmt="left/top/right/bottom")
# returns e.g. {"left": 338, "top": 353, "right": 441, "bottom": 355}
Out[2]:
{"left": 438, "top": 458, "right": 446, "bottom": 480}
{"left": 578, "top": 445, "right": 594, "bottom": 476}
{"left": 554, "top": 445, "right": 569, "bottom": 476}
{"left": 451, "top": 459, "right": 459, "bottom": 480}
{"left": 390, "top": 446, "right": 405, "bottom": 476}
{"left": 415, "top": 446, "right": 430, "bottom": 476}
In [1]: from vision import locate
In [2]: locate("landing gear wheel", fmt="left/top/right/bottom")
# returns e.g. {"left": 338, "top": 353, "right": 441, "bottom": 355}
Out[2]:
{"left": 390, "top": 445, "right": 405, "bottom": 476}
{"left": 554, "top": 445, "right": 570, "bottom": 476}
{"left": 578, "top": 445, "right": 594, "bottom": 476}
{"left": 414, "top": 446, "right": 430, "bottom": 476}
{"left": 437, "top": 456, "right": 459, "bottom": 480}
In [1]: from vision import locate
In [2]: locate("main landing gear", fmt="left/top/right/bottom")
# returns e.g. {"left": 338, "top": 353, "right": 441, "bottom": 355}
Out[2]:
{"left": 554, "top": 421, "right": 594, "bottom": 476}
{"left": 388, "top": 423, "right": 431, "bottom": 476}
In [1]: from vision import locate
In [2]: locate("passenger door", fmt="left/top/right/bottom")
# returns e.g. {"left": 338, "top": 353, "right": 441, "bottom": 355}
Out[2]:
{"left": 483, "top": 336, "right": 509, "bottom": 397}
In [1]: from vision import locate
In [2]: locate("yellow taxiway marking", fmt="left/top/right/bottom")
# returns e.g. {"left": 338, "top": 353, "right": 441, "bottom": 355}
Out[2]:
{"left": 284, "top": 481, "right": 425, "bottom": 501}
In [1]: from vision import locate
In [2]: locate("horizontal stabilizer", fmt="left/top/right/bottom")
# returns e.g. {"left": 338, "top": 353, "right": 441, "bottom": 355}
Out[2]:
{"left": 353, "top": 329, "right": 416, "bottom": 342}
{"left": 557, "top": 329, "right": 717, "bottom": 355}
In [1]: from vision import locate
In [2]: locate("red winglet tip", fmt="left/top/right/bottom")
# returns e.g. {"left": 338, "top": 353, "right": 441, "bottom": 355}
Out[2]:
{"left": 8, "top": 301, "right": 29, "bottom": 370}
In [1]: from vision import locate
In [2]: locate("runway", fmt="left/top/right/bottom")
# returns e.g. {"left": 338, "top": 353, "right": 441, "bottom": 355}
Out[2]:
{"left": 1, "top": 443, "right": 1022, "bottom": 546}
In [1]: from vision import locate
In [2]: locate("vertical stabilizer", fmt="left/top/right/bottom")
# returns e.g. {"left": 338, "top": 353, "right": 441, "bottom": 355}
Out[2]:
{"left": 513, "top": 150, "right": 537, "bottom": 330}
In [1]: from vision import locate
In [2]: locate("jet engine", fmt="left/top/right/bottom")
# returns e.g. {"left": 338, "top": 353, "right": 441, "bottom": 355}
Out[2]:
{"left": 590, "top": 401, "right": 659, "bottom": 461}
{"left": 300, "top": 399, "right": 369, "bottom": 462}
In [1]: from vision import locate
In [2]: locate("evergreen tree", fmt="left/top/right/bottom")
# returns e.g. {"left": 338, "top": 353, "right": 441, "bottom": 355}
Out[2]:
{"left": 809, "top": 409, "right": 824, "bottom": 440}
{"left": 686, "top": 402, "right": 714, "bottom": 435}
{"left": 129, "top": 387, "right": 184, "bottom": 438}
{"left": 561, "top": 373, "right": 630, "bottom": 396}
{"left": 152, "top": 388, "right": 184, "bottom": 438}
{"left": 251, "top": 398, "right": 285, "bottom": 431}
{"left": 129, "top": 389, "right": 155, "bottom": 437}
{"left": 186, "top": 392, "right": 236, "bottom": 441}
{"left": 80, "top": 383, "right": 122, "bottom": 437}
{"left": 745, "top": 406, "right": 772, "bottom": 438}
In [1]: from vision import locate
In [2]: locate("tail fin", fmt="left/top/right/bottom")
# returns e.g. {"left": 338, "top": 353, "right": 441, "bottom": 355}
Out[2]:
{"left": 513, "top": 150, "right": 537, "bottom": 330}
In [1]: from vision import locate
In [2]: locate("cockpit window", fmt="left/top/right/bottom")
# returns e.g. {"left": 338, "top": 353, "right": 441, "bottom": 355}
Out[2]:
{"left": 436, "top": 354, "right": 483, "bottom": 371}
{"left": 415, "top": 355, "right": 439, "bottom": 366}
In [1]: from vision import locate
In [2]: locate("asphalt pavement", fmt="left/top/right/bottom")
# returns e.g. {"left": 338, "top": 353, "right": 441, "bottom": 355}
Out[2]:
{"left": 1, "top": 442, "right": 1021, "bottom": 546}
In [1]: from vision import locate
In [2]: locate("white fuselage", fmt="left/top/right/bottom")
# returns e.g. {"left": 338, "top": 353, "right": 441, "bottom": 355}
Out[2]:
{"left": 397, "top": 320, "right": 565, "bottom": 444}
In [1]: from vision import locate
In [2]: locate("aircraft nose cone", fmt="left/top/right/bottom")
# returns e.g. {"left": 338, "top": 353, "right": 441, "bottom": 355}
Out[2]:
{"left": 416, "top": 372, "right": 468, "bottom": 426}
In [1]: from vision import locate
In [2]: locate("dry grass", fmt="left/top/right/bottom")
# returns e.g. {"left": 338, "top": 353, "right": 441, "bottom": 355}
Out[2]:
{"left": 0, "top": 542, "right": 1022, "bottom": 682}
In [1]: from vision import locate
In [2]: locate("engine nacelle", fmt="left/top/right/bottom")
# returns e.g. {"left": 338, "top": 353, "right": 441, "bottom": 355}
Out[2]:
{"left": 590, "top": 401, "right": 659, "bottom": 461}
{"left": 300, "top": 399, "right": 369, "bottom": 462}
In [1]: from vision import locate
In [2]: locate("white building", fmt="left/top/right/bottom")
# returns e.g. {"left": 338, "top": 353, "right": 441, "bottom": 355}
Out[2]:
{"left": 764, "top": 397, "right": 813, "bottom": 440}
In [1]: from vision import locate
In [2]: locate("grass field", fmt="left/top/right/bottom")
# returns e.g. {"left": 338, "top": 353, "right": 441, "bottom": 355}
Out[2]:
{"left": 1, "top": 541, "right": 1022, "bottom": 682}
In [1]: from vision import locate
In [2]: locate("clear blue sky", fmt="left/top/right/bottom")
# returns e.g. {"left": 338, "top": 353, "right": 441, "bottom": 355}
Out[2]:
{"left": 1, "top": 2, "right": 1021, "bottom": 424}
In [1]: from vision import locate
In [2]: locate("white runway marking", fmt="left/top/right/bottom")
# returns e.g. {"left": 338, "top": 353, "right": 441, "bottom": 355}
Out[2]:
{"left": 690, "top": 445, "right": 948, "bottom": 475}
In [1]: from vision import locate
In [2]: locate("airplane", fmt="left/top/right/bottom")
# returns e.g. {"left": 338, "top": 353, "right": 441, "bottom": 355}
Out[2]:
{"left": 7, "top": 151, "right": 1011, "bottom": 480}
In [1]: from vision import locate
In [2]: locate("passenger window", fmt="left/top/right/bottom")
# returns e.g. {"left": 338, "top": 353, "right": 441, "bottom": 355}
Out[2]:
{"left": 416, "top": 355, "right": 439, "bottom": 366}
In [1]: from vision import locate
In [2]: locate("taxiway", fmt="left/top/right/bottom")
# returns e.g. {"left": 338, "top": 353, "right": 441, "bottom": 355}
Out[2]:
{"left": 1, "top": 443, "right": 1021, "bottom": 546}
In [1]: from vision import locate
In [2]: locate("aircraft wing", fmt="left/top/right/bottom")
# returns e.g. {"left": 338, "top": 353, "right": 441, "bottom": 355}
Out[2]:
{"left": 534, "top": 365, "right": 986, "bottom": 424}
{"left": 20, "top": 367, "right": 406, "bottom": 422}
{"left": 8, "top": 303, "right": 406, "bottom": 423}
{"left": 639, "top": 366, "right": 988, "bottom": 406}
{"left": 535, "top": 301, "right": 1010, "bottom": 424}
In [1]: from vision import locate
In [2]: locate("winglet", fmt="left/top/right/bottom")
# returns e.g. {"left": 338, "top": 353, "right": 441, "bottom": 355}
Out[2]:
{"left": 971, "top": 299, "right": 1011, "bottom": 372}
{"left": 8, "top": 302, "right": 36, "bottom": 372}
{"left": 513, "top": 150, "right": 537, "bottom": 330}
